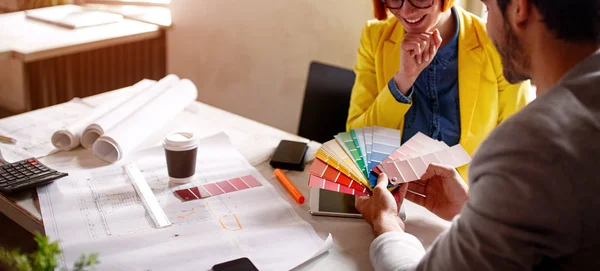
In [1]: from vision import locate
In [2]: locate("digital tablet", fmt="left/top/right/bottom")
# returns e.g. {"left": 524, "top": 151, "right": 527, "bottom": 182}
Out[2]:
{"left": 309, "top": 188, "right": 363, "bottom": 218}
{"left": 309, "top": 187, "right": 407, "bottom": 220}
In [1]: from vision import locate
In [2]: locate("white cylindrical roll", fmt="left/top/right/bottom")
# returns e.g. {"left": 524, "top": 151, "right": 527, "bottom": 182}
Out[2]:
{"left": 51, "top": 129, "right": 79, "bottom": 151}
{"left": 51, "top": 79, "right": 155, "bottom": 151}
{"left": 93, "top": 79, "right": 198, "bottom": 163}
{"left": 81, "top": 74, "right": 180, "bottom": 149}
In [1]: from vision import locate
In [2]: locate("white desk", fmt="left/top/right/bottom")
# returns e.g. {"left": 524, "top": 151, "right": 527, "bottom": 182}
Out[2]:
{"left": 0, "top": 88, "right": 451, "bottom": 270}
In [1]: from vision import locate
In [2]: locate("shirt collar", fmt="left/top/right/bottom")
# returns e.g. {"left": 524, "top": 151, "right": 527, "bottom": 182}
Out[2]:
{"left": 435, "top": 7, "right": 459, "bottom": 64}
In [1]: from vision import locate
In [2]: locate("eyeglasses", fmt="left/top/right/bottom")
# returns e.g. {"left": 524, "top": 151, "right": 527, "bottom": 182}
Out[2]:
{"left": 381, "top": 0, "right": 435, "bottom": 9}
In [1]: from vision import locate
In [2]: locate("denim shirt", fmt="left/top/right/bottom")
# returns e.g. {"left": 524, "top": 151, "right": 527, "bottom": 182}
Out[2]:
{"left": 389, "top": 7, "right": 461, "bottom": 146}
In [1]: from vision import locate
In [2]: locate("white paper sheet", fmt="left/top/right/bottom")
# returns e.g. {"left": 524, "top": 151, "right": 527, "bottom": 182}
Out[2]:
{"left": 51, "top": 79, "right": 155, "bottom": 151}
{"left": 133, "top": 102, "right": 311, "bottom": 167}
{"left": 25, "top": 5, "right": 123, "bottom": 29}
{"left": 291, "top": 233, "right": 334, "bottom": 270}
{"left": 81, "top": 74, "right": 180, "bottom": 149}
{"left": 38, "top": 133, "right": 329, "bottom": 270}
{"left": 0, "top": 99, "right": 93, "bottom": 161}
{"left": 93, "top": 78, "right": 197, "bottom": 163}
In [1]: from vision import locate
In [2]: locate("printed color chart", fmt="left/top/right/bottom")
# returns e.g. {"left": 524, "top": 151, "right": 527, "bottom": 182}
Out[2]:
{"left": 307, "top": 127, "right": 472, "bottom": 198}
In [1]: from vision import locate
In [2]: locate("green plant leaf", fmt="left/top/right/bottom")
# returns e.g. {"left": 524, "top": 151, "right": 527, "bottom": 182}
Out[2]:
{"left": 0, "top": 247, "right": 32, "bottom": 271}
{"left": 73, "top": 252, "right": 100, "bottom": 271}
{"left": 0, "top": 232, "right": 99, "bottom": 271}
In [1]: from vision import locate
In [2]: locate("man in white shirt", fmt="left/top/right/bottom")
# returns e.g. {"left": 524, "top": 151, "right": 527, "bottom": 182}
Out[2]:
{"left": 355, "top": 0, "right": 600, "bottom": 270}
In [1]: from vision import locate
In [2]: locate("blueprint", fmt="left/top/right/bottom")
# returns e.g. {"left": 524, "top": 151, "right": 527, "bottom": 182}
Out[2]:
{"left": 38, "top": 133, "right": 330, "bottom": 270}
{"left": 0, "top": 99, "right": 93, "bottom": 161}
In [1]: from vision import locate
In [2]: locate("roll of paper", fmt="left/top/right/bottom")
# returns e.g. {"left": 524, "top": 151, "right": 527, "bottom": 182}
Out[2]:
{"left": 51, "top": 79, "right": 155, "bottom": 151}
{"left": 93, "top": 79, "right": 198, "bottom": 163}
{"left": 80, "top": 74, "right": 180, "bottom": 149}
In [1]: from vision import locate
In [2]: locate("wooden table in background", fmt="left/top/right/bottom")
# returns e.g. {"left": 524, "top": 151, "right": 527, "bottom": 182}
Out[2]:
{"left": 0, "top": 5, "right": 166, "bottom": 114}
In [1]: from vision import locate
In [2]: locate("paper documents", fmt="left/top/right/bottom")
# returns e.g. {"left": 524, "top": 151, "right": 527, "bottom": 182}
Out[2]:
{"left": 38, "top": 133, "right": 331, "bottom": 270}
{"left": 81, "top": 75, "right": 180, "bottom": 149}
{"left": 0, "top": 99, "right": 93, "bottom": 161}
{"left": 93, "top": 77, "right": 197, "bottom": 163}
{"left": 51, "top": 79, "right": 155, "bottom": 151}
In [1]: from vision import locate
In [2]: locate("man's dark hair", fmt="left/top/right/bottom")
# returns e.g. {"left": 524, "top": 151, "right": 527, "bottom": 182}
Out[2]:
{"left": 496, "top": 0, "right": 600, "bottom": 43}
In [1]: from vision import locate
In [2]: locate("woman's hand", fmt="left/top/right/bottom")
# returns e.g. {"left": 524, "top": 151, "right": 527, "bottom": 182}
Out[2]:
{"left": 394, "top": 29, "right": 443, "bottom": 94}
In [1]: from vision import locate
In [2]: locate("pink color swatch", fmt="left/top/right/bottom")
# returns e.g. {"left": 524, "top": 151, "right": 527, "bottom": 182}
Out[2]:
{"left": 384, "top": 145, "right": 471, "bottom": 185}
{"left": 175, "top": 174, "right": 263, "bottom": 201}
{"left": 308, "top": 175, "right": 369, "bottom": 197}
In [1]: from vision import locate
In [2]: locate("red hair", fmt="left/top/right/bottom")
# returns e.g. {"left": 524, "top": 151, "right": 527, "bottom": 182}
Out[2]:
{"left": 372, "top": 0, "right": 455, "bottom": 20}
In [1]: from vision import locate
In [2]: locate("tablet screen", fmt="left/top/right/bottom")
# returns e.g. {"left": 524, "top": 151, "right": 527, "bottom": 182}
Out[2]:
{"left": 318, "top": 189, "right": 361, "bottom": 214}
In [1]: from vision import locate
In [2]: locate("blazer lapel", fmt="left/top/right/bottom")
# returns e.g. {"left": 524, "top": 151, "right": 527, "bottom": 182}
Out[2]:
{"left": 457, "top": 7, "right": 483, "bottom": 144}
{"left": 383, "top": 20, "right": 404, "bottom": 88}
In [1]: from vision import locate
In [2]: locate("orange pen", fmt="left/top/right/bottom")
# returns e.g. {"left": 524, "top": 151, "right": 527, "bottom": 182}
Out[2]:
{"left": 273, "top": 168, "right": 305, "bottom": 204}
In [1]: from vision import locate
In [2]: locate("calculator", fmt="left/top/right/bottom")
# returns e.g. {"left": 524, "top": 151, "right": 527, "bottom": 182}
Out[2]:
{"left": 0, "top": 158, "right": 67, "bottom": 194}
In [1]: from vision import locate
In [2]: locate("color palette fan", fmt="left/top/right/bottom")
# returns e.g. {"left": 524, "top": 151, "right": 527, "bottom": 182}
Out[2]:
{"left": 307, "top": 126, "right": 472, "bottom": 196}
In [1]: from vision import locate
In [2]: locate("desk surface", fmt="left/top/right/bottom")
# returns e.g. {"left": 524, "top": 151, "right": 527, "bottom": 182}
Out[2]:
{"left": 82, "top": 3, "right": 172, "bottom": 28}
{"left": 0, "top": 5, "right": 160, "bottom": 62}
{"left": 0, "top": 88, "right": 451, "bottom": 270}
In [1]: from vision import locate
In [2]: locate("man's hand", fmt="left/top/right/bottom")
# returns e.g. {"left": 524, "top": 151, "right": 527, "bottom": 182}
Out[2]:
{"left": 356, "top": 173, "right": 409, "bottom": 236}
{"left": 406, "top": 163, "right": 469, "bottom": 221}
{"left": 394, "top": 29, "right": 443, "bottom": 94}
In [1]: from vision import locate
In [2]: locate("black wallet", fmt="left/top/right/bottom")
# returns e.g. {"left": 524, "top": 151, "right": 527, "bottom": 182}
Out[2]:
{"left": 269, "top": 140, "right": 308, "bottom": 171}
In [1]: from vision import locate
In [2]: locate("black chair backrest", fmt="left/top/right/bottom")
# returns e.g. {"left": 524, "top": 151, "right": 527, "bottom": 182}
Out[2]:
{"left": 298, "top": 61, "right": 356, "bottom": 143}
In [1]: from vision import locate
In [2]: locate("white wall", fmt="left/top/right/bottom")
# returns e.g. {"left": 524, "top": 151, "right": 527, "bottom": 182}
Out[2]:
{"left": 167, "top": 0, "right": 373, "bottom": 134}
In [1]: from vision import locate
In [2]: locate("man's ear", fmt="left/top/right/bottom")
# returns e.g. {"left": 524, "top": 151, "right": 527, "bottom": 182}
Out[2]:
{"left": 508, "top": 0, "right": 531, "bottom": 30}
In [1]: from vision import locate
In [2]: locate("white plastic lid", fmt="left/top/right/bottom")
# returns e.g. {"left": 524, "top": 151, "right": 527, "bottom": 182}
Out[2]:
{"left": 163, "top": 132, "right": 198, "bottom": 151}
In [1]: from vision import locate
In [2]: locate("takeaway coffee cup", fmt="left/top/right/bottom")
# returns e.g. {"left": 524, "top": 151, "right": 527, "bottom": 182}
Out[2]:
{"left": 163, "top": 132, "right": 198, "bottom": 184}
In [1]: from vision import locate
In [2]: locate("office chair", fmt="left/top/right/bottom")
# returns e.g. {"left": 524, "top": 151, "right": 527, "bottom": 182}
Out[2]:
{"left": 297, "top": 61, "right": 356, "bottom": 143}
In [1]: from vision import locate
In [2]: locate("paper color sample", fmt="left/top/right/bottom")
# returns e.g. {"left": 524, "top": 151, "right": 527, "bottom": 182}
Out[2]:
{"left": 374, "top": 132, "right": 448, "bottom": 178}
{"left": 385, "top": 145, "right": 471, "bottom": 185}
{"left": 351, "top": 128, "right": 368, "bottom": 175}
{"left": 336, "top": 132, "right": 368, "bottom": 178}
{"left": 308, "top": 159, "right": 368, "bottom": 192}
{"left": 308, "top": 175, "right": 369, "bottom": 197}
{"left": 364, "top": 126, "right": 374, "bottom": 170}
{"left": 369, "top": 127, "right": 401, "bottom": 186}
{"left": 316, "top": 148, "right": 370, "bottom": 189}
{"left": 380, "top": 132, "right": 449, "bottom": 166}
{"left": 175, "top": 175, "right": 262, "bottom": 201}
{"left": 320, "top": 140, "right": 369, "bottom": 187}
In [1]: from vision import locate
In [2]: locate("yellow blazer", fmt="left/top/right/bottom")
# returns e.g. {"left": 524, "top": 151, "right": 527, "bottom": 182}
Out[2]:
{"left": 346, "top": 7, "right": 531, "bottom": 183}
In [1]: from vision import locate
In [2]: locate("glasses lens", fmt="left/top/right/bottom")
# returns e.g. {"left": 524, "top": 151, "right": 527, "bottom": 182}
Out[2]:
{"left": 385, "top": 0, "right": 433, "bottom": 9}
{"left": 410, "top": 0, "right": 434, "bottom": 8}
{"left": 384, "top": 0, "right": 403, "bottom": 9}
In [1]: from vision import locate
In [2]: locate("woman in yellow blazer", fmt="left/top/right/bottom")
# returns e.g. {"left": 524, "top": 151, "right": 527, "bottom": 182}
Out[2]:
{"left": 347, "top": 0, "right": 531, "bottom": 183}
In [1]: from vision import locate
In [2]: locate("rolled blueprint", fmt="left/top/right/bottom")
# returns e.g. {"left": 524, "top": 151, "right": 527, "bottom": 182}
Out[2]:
{"left": 80, "top": 74, "right": 180, "bottom": 149}
{"left": 51, "top": 79, "right": 155, "bottom": 151}
{"left": 93, "top": 79, "right": 198, "bottom": 163}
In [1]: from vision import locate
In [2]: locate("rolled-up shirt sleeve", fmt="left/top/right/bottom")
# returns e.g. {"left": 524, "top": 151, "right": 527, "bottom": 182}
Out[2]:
{"left": 370, "top": 231, "right": 425, "bottom": 271}
{"left": 387, "top": 78, "right": 414, "bottom": 104}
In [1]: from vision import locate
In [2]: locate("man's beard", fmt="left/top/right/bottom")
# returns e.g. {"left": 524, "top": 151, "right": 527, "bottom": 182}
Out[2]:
{"left": 493, "top": 21, "right": 531, "bottom": 84}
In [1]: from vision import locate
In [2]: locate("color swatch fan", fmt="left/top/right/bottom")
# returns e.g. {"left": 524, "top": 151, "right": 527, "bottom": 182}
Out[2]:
{"left": 307, "top": 126, "right": 472, "bottom": 197}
